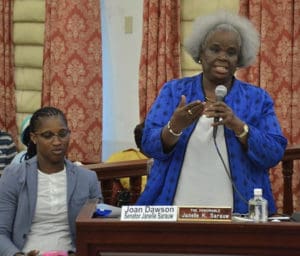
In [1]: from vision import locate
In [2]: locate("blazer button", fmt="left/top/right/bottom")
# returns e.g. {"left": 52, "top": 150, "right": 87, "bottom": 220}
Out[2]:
{"left": 23, "top": 234, "right": 27, "bottom": 239}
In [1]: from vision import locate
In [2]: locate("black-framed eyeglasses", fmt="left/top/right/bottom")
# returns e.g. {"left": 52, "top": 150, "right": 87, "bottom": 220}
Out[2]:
{"left": 35, "top": 129, "right": 71, "bottom": 140}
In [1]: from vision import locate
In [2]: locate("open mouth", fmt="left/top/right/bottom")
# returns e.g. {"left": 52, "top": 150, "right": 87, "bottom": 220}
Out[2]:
{"left": 52, "top": 149, "right": 64, "bottom": 155}
{"left": 214, "top": 66, "right": 228, "bottom": 74}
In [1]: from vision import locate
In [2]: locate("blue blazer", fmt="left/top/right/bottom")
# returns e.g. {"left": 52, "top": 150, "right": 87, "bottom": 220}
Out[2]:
{"left": 0, "top": 157, "right": 102, "bottom": 256}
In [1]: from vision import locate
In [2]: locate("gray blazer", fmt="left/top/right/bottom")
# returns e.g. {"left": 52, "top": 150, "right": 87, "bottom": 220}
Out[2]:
{"left": 0, "top": 156, "right": 102, "bottom": 256}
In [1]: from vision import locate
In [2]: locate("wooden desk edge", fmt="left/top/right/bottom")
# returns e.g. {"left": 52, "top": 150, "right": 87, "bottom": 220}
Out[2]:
{"left": 82, "top": 159, "right": 150, "bottom": 180}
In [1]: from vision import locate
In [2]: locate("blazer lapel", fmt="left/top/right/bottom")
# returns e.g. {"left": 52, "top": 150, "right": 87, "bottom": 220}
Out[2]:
{"left": 66, "top": 161, "right": 77, "bottom": 204}
{"left": 26, "top": 159, "right": 38, "bottom": 220}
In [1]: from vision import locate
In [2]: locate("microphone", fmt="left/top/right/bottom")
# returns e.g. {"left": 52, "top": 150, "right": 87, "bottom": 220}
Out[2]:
{"left": 213, "top": 85, "right": 227, "bottom": 139}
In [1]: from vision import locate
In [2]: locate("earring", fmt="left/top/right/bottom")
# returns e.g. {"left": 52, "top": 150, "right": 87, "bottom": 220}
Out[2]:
{"left": 198, "top": 59, "right": 201, "bottom": 64}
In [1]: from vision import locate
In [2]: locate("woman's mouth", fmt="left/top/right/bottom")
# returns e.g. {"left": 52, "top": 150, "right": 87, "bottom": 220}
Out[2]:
{"left": 214, "top": 66, "right": 228, "bottom": 74}
{"left": 52, "top": 148, "right": 64, "bottom": 155}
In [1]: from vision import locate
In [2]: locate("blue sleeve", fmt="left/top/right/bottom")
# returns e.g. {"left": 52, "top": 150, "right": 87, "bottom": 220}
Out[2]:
{"left": 142, "top": 81, "right": 181, "bottom": 160}
{"left": 245, "top": 90, "right": 287, "bottom": 169}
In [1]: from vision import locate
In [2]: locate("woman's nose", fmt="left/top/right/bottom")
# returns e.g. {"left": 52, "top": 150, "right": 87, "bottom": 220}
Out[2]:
{"left": 52, "top": 135, "right": 63, "bottom": 144}
{"left": 218, "top": 51, "right": 228, "bottom": 60}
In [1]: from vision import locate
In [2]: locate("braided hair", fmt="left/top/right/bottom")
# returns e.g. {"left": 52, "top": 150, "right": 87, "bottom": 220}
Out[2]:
{"left": 26, "top": 107, "right": 68, "bottom": 160}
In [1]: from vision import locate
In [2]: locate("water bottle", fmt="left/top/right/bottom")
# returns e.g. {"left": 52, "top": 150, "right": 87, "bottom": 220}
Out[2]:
{"left": 248, "top": 188, "right": 268, "bottom": 222}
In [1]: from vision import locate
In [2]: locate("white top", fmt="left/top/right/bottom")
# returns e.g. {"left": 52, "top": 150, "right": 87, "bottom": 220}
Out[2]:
{"left": 23, "top": 168, "right": 73, "bottom": 254}
{"left": 173, "top": 115, "right": 233, "bottom": 208}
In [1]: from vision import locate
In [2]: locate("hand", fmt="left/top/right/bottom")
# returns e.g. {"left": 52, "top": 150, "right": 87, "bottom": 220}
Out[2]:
{"left": 203, "top": 101, "right": 244, "bottom": 131}
{"left": 27, "top": 250, "right": 40, "bottom": 256}
{"left": 169, "top": 95, "right": 205, "bottom": 133}
{"left": 15, "top": 250, "right": 39, "bottom": 256}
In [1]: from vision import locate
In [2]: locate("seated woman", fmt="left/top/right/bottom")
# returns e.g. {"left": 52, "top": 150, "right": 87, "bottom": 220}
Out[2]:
{"left": 0, "top": 106, "right": 102, "bottom": 256}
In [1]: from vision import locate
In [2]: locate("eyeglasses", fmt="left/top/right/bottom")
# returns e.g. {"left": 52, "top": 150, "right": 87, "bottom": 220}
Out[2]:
{"left": 35, "top": 129, "right": 70, "bottom": 140}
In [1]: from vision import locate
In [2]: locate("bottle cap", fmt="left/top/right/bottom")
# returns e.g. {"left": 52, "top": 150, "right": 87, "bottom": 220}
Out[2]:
{"left": 254, "top": 188, "right": 262, "bottom": 196}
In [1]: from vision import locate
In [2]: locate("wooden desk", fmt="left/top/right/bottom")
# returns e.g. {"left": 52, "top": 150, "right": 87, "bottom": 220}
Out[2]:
{"left": 76, "top": 200, "right": 300, "bottom": 256}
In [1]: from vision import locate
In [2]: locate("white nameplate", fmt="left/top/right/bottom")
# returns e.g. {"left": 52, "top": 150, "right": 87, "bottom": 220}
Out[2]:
{"left": 121, "top": 205, "right": 178, "bottom": 221}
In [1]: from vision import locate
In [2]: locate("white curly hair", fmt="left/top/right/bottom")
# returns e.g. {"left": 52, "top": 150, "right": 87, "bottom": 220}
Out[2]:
{"left": 184, "top": 10, "right": 260, "bottom": 68}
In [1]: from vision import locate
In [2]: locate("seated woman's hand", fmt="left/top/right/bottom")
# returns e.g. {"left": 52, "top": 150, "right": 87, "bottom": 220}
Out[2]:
{"left": 27, "top": 250, "right": 40, "bottom": 256}
{"left": 14, "top": 250, "right": 40, "bottom": 256}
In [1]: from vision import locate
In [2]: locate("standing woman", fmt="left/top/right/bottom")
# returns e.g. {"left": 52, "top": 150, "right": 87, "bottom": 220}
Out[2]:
{"left": 136, "top": 10, "right": 287, "bottom": 215}
{"left": 0, "top": 107, "right": 102, "bottom": 256}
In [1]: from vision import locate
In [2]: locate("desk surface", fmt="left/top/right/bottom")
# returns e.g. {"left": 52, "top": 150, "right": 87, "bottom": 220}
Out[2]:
{"left": 76, "top": 200, "right": 300, "bottom": 256}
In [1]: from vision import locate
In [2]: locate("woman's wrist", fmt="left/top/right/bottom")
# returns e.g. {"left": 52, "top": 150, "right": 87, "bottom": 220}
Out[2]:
{"left": 235, "top": 123, "right": 249, "bottom": 138}
{"left": 162, "top": 123, "right": 181, "bottom": 153}
{"left": 167, "top": 120, "right": 182, "bottom": 137}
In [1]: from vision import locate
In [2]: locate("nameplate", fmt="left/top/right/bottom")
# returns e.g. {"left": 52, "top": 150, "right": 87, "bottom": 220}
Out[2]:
{"left": 121, "top": 205, "right": 178, "bottom": 221}
{"left": 178, "top": 206, "right": 232, "bottom": 222}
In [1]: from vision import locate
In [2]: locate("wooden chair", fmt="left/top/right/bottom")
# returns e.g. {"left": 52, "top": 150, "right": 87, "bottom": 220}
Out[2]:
{"left": 281, "top": 144, "right": 300, "bottom": 215}
{"left": 83, "top": 159, "right": 151, "bottom": 206}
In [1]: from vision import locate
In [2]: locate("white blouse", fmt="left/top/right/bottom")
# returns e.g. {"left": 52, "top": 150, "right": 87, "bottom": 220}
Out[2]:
{"left": 173, "top": 115, "right": 233, "bottom": 208}
{"left": 23, "top": 167, "right": 73, "bottom": 254}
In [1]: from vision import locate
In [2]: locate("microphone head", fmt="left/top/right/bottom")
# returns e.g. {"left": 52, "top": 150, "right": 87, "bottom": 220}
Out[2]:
{"left": 215, "top": 85, "right": 227, "bottom": 101}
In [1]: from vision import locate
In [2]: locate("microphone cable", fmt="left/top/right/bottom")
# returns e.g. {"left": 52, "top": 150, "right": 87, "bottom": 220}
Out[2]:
{"left": 212, "top": 133, "right": 249, "bottom": 206}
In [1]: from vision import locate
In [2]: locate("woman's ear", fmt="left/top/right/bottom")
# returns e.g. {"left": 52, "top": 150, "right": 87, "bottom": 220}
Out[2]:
{"left": 198, "top": 50, "right": 203, "bottom": 64}
{"left": 30, "top": 132, "right": 37, "bottom": 144}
